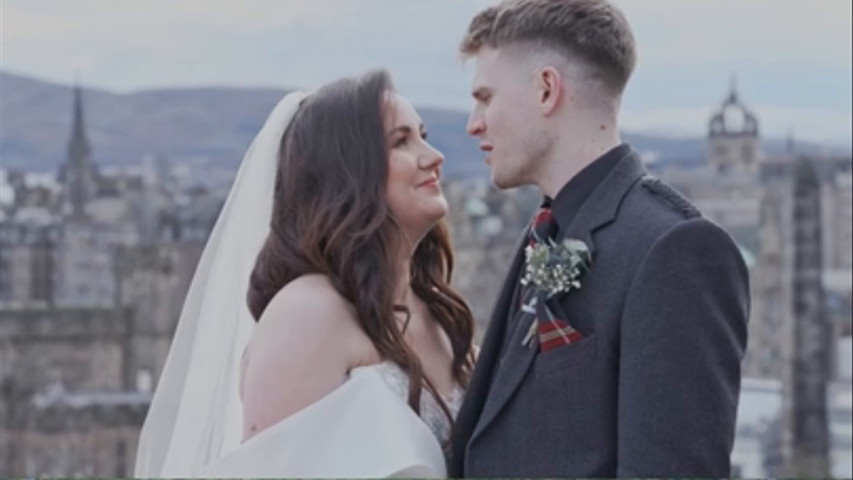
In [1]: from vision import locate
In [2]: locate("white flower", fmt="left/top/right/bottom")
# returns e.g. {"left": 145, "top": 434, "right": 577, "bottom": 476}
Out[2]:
{"left": 520, "top": 238, "right": 591, "bottom": 297}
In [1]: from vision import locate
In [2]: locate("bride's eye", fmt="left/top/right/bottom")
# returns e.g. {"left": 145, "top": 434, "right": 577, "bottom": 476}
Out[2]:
{"left": 395, "top": 135, "right": 408, "bottom": 148}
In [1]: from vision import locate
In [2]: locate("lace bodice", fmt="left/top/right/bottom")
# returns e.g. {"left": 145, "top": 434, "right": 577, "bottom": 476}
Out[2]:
{"left": 370, "top": 361, "right": 465, "bottom": 445}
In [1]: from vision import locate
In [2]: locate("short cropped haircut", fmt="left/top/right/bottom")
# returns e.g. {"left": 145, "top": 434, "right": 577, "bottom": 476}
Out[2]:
{"left": 461, "top": 0, "right": 636, "bottom": 93}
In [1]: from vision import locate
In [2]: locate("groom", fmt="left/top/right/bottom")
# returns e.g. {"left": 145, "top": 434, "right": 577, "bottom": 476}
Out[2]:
{"left": 449, "top": 0, "right": 749, "bottom": 476}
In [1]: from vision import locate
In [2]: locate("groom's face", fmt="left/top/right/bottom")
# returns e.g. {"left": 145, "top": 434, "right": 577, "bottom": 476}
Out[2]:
{"left": 466, "top": 47, "right": 546, "bottom": 189}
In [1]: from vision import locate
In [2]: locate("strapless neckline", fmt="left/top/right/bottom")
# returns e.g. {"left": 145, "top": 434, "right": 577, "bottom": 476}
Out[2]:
{"left": 352, "top": 360, "right": 465, "bottom": 445}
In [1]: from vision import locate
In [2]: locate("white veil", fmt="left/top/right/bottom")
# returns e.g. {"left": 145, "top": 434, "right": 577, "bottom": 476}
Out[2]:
{"left": 134, "top": 91, "right": 309, "bottom": 478}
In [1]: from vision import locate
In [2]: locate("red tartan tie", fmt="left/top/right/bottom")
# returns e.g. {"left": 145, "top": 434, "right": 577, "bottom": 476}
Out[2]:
{"left": 525, "top": 206, "right": 583, "bottom": 352}
{"left": 528, "top": 206, "right": 557, "bottom": 247}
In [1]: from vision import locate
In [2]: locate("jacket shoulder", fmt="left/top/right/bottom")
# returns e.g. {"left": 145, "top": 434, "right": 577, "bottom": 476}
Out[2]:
{"left": 637, "top": 175, "right": 700, "bottom": 220}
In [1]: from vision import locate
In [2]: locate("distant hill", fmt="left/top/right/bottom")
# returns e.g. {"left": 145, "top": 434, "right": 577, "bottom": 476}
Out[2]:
{"left": 1, "top": 71, "right": 289, "bottom": 174}
{"left": 0, "top": 71, "right": 845, "bottom": 178}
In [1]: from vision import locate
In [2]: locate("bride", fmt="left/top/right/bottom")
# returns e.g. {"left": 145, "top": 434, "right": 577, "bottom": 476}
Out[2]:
{"left": 134, "top": 70, "right": 477, "bottom": 477}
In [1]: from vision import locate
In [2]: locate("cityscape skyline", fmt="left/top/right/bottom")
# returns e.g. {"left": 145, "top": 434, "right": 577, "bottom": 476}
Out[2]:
{"left": 0, "top": 1, "right": 851, "bottom": 476}
{"left": 0, "top": 46, "right": 851, "bottom": 478}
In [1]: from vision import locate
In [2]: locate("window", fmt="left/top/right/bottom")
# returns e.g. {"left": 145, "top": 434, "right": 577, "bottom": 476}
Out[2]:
{"left": 137, "top": 369, "right": 153, "bottom": 392}
{"left": 0, "top": 257, "right": 12, "bottom": 300}
{"left": 30, "top": 249, "right": 53, "bottom": 302}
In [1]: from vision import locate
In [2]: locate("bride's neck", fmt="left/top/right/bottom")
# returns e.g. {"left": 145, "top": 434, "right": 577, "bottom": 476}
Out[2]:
{"left": 392, "top": 237, "right": 416, "bottom": 309}
{"left": 393, "top": 258, "right": 413, "bottom": 308}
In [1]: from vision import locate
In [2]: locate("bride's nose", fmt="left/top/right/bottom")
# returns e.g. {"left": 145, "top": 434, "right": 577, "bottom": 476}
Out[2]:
{"left": 419, "top": 143, "right": 444, "bottom": 170}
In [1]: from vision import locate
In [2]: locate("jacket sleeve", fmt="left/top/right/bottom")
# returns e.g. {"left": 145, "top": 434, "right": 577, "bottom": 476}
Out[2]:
{"left": 616, "top": 217, "right": 749, "bottom": 477}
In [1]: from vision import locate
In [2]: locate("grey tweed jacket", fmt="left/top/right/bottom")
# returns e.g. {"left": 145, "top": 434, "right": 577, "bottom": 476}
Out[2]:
{"left": 448, "top": 148, "right": 749, "bottom": 477}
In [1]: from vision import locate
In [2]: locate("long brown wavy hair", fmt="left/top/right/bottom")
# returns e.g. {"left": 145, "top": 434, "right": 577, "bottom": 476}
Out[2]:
{"left": 247, "top": 70, "right": 475, "bottom": 432}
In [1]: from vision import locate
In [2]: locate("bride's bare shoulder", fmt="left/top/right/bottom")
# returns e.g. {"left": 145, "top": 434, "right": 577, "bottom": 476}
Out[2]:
{"left": 264, "top": 274, "right": 351, "bottom": 320}
{"left": 249, "top": 274, "right": 375, "bottom": 365}
{"left": 241, "top": 274, "right": 378, "bottom": 440}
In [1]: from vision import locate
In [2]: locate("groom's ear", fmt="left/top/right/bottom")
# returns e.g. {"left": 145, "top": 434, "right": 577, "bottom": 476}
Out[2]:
{"left": 536, "top": 66, "right": 563, "bottom": 116}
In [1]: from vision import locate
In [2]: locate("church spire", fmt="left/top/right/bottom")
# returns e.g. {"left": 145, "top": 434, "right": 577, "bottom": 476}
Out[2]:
{"left": 62, "top": 81, "right": 97, "bottom": 219}
{"left": 68, "top": 83, "right": 91, "bottom": 165}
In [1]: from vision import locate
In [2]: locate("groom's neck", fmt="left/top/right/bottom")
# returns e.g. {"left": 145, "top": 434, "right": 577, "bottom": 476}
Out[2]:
{"left": 537, "top": 113, "right": 622, "bottom": 199}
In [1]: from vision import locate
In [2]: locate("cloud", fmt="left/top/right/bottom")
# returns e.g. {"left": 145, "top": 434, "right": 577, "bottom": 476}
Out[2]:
{"left": 614, "top": 0, "right": 852, "bottom": 69}
{"left": 1, "top": 0, "right": 366, "bottom": 86}
{"left": 0, "top": 0, "right": 492, "bottom": 90}
{"left": 4, "top": 0, "right": 850, "bottom": 87}
{"left": 1, "top": 0, "right": 850, "bottom": 144}
{"left": 3, "top": 1, "right": 349, "bottom": 39}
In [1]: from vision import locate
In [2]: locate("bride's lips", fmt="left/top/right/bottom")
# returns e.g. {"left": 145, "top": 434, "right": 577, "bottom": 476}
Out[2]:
{"left": 417, "top": 177, "right": 440, "bottom": 189}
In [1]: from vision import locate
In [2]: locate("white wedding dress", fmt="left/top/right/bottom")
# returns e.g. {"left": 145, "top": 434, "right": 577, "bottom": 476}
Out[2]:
{"left": 198, "top": 362, "right": 462, "bottom": 477}
{"left": 135, "top": 92, "right": 464, "bottom": 478}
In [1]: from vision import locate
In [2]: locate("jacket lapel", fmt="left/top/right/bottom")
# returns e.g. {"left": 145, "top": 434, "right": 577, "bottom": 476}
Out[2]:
{"left": 469, "top": 287, "right": 539, "bottom": 442}
{"left": 450, "top": 230, "right": 527, "bottom": 470}
{"left": 551, "top": 151, "right": 647, "bottom": 257}
{"left": 468, "top": 150, "right": 647, "bottom": 446}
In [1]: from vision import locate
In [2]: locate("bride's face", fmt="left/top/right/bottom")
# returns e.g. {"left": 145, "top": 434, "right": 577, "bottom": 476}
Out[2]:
{"left": 383, "top": 93, "right": 448, "bottom": 241}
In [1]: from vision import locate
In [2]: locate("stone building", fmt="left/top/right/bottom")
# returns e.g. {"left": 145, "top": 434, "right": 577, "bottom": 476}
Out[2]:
{"left": 0, "top": 307, "right": 144, "bottom": 476}
{"left": 660, "top": 83, "right": 852, "bottom": 383}
{"left": 0, "top": 223, "right": 58, "bottom": 308}
{"left": 657, "top": 82, "right": 851, "bottom": 476}
{"left": 745, "top": 186, "right": 794, "bottom": 380}
{"left": 822, "top": 171, "right": 853, "bottom": 272}
{"left": 0, "top": 242, "right": 202, "bottom": 476}
{"left": 0, "top": 86, "right": 207, "bottom": 476}
{"left": 783, "top": 158, "right": 832, "bottom": 476}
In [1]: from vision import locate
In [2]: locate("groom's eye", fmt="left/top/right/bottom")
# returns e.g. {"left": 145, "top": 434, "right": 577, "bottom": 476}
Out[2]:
{"left": 473, "top": 90, "right": 491, "bottom": 104}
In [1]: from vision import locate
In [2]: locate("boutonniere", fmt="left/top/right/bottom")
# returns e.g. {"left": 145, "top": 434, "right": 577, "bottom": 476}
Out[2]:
{"left": 520, "top": 238, "right": 592, "bottom": 348}
{"left": 520, "top": 238, "right": 592, "bottom": 296}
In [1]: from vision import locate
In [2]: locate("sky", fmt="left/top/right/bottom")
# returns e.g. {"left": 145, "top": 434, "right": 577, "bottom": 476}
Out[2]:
{"left": 2, "top": 0, "right": 851, "bottom": 144}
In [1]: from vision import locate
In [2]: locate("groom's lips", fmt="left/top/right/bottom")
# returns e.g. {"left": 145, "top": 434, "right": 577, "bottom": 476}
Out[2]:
{"left": 480, "top": 143, "right": 493, "bottom": 163}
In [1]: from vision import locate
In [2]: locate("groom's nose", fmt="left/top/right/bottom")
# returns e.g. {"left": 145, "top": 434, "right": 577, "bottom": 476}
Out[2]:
{"left": 466, "top": 111, "right": 485, "bottom": 137}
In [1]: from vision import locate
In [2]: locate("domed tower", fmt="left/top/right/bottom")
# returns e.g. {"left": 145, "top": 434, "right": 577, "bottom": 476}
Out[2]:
{"left": 707, "top": 77, "right": 761, "bottom": 174}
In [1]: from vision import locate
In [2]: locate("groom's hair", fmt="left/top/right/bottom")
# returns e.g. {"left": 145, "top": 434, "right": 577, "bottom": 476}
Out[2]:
{"left": 460, "top": 0, "right": 636, "bottom": 94}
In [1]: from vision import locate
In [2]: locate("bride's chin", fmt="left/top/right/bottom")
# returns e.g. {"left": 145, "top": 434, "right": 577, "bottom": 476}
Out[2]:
{"left": 412, "top": 214, "right": 446, "bottom": 241}
{"left": 426, "top": 204, "right": 449, "bottom": 225}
